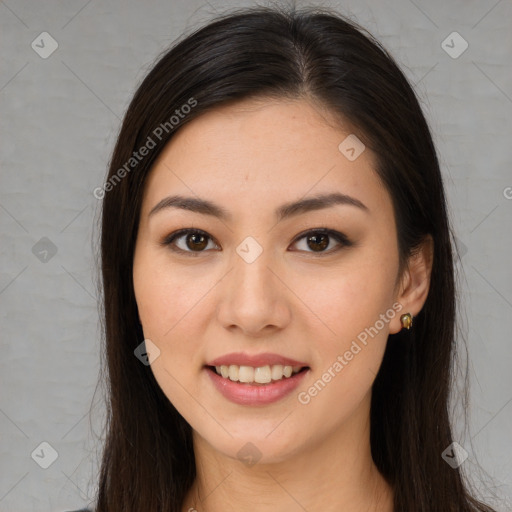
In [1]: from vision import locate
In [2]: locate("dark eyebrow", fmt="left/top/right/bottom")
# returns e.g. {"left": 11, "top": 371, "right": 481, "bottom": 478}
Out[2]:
{"left": 148, "top": 192, "right": 369, "bottom": 222}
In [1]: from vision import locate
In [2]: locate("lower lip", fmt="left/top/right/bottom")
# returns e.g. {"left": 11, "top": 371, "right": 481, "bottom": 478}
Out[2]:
{"left": 205, "top": 367, "right": 309, "bottom": 406}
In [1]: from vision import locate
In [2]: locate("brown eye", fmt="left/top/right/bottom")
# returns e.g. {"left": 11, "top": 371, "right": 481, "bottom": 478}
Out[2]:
{"left": 305, "top": 233, "right": 329, "bottom": 252}
{"left": 185, "top": 232, "right": 209, "bottom": 251}
{"left": 161, "top": 229, "right": 218, "bottom": 255}
{"left": 292, "top": 229, "right": 351, "bottom": 254}
{"left": 162, "top": 228, "right": 352, "bottom": 257}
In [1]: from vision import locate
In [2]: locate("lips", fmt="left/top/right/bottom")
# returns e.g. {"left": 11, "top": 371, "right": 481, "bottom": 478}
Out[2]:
{"left": 203, "top": 352, "right": 310, "bottom": 405}
{"left": 205, "top": 364, "right": 310, "bottom": 405}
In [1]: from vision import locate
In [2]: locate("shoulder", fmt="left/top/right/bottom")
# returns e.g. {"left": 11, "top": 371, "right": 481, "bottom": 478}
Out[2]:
{"left": 64, "top": 509, "right": 93, "bottom": 512}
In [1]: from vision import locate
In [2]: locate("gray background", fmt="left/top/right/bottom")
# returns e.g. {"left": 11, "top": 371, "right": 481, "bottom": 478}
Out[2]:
{"left": 1, "top": 0, "right": 511, "bottom": 510}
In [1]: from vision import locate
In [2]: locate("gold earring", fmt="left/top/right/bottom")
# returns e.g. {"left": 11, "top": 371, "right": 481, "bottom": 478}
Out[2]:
{"left": 400, "top": 313, "right": 413, "bottom": 330}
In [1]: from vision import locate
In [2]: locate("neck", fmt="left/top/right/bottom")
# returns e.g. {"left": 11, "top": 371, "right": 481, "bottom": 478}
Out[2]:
{"left": 182, "top": 392, "right": 394, "bottom": 512}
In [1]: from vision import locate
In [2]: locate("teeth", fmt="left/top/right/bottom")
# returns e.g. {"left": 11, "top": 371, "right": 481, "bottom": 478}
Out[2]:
{"left": 254, "top": 366, "right": 271, "bottom": 384}
{"left": 213, "top": 364, "right": 304, "bottom": 383}
{"left": 238, "top": 366, "right": 254, "bottom": 383}
{"left": 228, "top": 365, "right": 239, "bottom": 381}
{"left": 271, "top": 364, "right": 283, "bottom": 380}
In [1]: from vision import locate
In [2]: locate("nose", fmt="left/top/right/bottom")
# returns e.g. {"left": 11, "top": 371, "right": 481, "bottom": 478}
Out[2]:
{"left": 216, "top": 247, "right": 292, "bottom": 337}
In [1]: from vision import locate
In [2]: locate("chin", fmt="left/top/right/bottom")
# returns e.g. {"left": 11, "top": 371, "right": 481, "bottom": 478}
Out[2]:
{"left": 195, "top": 426, "right": 306, "bottom": 467}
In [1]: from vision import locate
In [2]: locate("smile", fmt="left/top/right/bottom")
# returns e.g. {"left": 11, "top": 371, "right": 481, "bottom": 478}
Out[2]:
{"left": 205, "top": 365, "right": 310, "bottom": 406}
{"left": 210, "top": 364, "right": 306, "bottom": 384}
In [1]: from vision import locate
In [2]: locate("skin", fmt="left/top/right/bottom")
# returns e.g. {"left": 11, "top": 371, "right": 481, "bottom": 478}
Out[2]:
{"left": 132, "top": 97, "right": 433, "bottom": 512}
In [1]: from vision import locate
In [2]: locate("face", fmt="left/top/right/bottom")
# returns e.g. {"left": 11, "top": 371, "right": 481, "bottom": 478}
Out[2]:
{"left": 133, "top": 97, "right": 404, "bottom": 464}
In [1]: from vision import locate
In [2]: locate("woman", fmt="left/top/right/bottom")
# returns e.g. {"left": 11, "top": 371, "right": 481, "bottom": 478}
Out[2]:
{"left": 82, "top": 5, "right": 498, "bottom": 512}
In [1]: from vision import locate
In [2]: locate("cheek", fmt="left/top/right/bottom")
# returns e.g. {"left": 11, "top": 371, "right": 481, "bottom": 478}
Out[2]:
{"left": 293, "top": 250, "right": 398, "bottom": 391}
{"left": 133, "top": 251, "right": 207, "bottom": 394}
{"left": 292, "top": 273, "right": 395, "bottom": 430}
{"left": 134, "top": 250, "right": 207, "bottom": 340}
{"left": 296, "top": 256, "right": 397, "bottom": 344}
{"left": 133, "top": 255, "right": 208, "bottom": 415}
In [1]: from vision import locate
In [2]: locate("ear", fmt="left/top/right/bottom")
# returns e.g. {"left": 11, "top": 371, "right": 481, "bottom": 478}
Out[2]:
{"left": 389, "top": 235, "right": 434, "bottom": 334}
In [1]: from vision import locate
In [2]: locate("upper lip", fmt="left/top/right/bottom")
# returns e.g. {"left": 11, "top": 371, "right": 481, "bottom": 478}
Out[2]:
{"left": 206, "top": 352, "right": 309, "bottom": 368}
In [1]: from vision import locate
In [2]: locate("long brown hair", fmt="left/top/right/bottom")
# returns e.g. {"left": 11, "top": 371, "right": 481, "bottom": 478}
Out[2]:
{"left": 93, "top": 5, "right": 497, "bottom": 511}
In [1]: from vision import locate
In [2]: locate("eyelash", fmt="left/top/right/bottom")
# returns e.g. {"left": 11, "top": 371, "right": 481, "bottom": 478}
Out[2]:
{"left": 160, "top": 227, "right": 353, "bottom": 257}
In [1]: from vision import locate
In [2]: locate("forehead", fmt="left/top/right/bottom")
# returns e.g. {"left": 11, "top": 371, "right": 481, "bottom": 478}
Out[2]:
{"left": 140, "top": 98, "right": 390, "bottom": 220}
